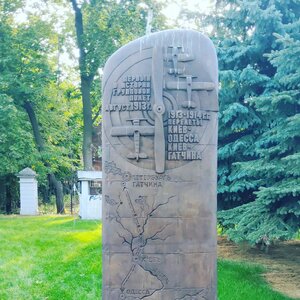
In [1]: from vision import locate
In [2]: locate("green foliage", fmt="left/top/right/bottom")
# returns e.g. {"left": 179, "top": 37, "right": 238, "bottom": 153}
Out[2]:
{"left": 0, "top": 0, "right": 23, "bottom": 17}
{"left": 216, "top": 1, "right": 300, "bottom": 243}
{"left": 0, "top": 3, "right": 82, "bottom": 211}
{"left": 1, "top": 0, "right": 298, "bottom": 243}
{"left": 215, "top": 0, "right": 285, "bottom": 210}
{"left": 219, "top": 199, "right": 297, "bottom": 244}
{"left": 35, "top": 81, "right": 83, "bottom": 181}
{"left": 0, "top": 95, "right": 37, "bottom": 175}
{"left": 182, "top": 0, "right": 300, "bottom": 244}
{"left": 78, "top": 0, "right": 157, "bottom": 77}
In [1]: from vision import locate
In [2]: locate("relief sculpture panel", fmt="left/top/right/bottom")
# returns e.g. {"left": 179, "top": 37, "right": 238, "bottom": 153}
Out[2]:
{"left": 102, "top": 29, "right": 218, "bottom": 300}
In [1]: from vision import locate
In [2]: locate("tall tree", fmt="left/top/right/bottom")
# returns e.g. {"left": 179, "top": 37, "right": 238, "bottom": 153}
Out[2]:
{"left": 0, "top": 0, "right": 37, "bottom": 213}
{"left": 0, "top": 1, "right": 82, "bottom": 213}
{"left": 219, "top": 29, "right": 300, "bottom": 244}
{"left": 69, "top": 0, "right": 166, "bottom": 170}
{"left": 0, "top": 95, "right": 38, "bottom": 212}
{"left": 180, "top": 0, "right": 300, "bottom": 243}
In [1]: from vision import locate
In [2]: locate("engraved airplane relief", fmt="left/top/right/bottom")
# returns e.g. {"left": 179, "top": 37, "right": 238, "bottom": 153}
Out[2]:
{"left": 165, "top": 46, "right": 215, "bottom": 109}
{"left": 111, "top": 118, "right": 154, "bottom": 162}
{"left": 165, "top": 45, "right": 194, "bottom": 76}
{"left": 110, "top": 45, "right": 215, "bottom": 174}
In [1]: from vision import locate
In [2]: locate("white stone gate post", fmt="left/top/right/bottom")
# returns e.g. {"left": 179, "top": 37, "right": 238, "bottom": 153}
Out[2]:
{"left": 17, "top": 168, "right": 38, "bottom": 215}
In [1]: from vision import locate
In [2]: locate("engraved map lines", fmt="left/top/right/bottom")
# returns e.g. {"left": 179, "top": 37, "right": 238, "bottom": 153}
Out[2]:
{"left": 174, "top": 288, "right": 209, "bottom": 300}
{"left": 104, "top": 161, "right": 213, "bottom": 299}
{"left": 105, "top": 161, "right": 176, "bottom": 299}
{"left": 105, "top": 184, "right": 175, "bottom": 299}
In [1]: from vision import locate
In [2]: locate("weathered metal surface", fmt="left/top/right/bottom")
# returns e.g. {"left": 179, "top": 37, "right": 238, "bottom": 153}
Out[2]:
{"left": 102, "top": 29, "right": 218, "bottom": 300}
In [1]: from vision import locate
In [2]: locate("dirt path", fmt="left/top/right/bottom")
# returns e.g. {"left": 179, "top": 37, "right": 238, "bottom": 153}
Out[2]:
{"left": 218, "top": 236, "right": 300, "bottom": 299}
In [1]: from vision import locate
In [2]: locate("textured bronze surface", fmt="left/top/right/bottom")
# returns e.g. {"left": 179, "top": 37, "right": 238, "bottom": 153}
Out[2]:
{"left": 102, "top": 29, "right": 218, "bottom": 300}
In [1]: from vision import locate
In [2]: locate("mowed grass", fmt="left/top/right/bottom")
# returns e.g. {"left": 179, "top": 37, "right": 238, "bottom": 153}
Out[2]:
{"left": 0, "top": 216, "right": 294, "bottom": 300}
{"left": 218, "top": 260, "right": 293, "bottom": 300}
{"left": 0, "top": 216, "right": 101, "bottom": 300}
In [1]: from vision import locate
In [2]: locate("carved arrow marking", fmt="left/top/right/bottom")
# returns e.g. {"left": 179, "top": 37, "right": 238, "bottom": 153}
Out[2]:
{"left": 122, "top": 183, "right": 142, "bottom": 234}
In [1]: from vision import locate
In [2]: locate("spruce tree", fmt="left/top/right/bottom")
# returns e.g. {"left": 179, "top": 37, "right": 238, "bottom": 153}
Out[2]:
{"left": 181, "top": 0, "right": 300, "bottom": 244}
{"left": 211, "top": 0, "right": 291, "bottom": 211}
{"left": 219, "top": 24, "right": 300, "bottom": 244}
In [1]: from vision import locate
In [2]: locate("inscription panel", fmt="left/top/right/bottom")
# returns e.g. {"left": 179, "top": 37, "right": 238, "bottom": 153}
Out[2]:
{"left": 103, "top": 29, "right": 218, "bottom": 300}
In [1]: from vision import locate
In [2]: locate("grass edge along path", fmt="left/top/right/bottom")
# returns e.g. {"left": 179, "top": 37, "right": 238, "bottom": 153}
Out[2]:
{"left": 0, "top": 215, "right": 295, "bottom": 300}
{"left": 218, "top": 259, "right": 296, "bottom": 300}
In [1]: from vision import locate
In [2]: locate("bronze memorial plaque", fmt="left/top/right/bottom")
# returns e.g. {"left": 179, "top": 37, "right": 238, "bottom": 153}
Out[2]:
{"left": 102, "top": 29, "right": 218, "bottom": 300}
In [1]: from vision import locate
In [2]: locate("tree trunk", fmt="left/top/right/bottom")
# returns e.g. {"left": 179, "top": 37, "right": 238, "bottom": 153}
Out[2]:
{"left": 81, "top": 77, "right": 93, "bottom": 170}
{"left": 41, "top": 183, "right": 51, "bottom": 204}
{"left": 49, "top": 174, "right": 65, "bottom": 214}
{"left": 0, "top": 176, "right": 6, "bottom": 213}
{"left": 5, "top": 178, "right": 12, "bottom": 214}
{"left": 23, "top": 101, "right": 65, "bottom": 214}
{"left": 71, "top": 0, "right": 94, "bottom": 170}
{"left": 23, "top": 101, "right": 45, "bottom": 151}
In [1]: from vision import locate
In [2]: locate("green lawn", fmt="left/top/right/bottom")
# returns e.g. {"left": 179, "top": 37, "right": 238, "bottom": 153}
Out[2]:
{"left": 218, "top": 260, "right": 293, "bottom": 300}
{"left": 0, "top": 216, "right": 294, "bottom": 300}
{"left": 0, "top": 216, "right": 101, "bottom": 300}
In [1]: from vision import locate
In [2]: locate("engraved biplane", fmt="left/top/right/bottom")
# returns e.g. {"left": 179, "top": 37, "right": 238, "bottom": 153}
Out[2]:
{"left": 165, "top": 46, "right": 194, "bottom": 76}
{"left": 165, "top": 74, "right": 215, "bottom": 109}
{"left": 110, "top": 118, "right": 154, "bottom": 162}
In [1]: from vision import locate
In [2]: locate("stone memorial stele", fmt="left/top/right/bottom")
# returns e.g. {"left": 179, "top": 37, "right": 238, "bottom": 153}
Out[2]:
{"left": 102, "top": 29, "right": 218, "bottom": 300}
